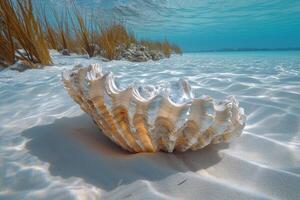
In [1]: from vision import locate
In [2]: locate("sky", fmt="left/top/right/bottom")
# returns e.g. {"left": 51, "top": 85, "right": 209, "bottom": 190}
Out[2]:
{"left": 45, "top": 0, "right": 300, "bottom": 52}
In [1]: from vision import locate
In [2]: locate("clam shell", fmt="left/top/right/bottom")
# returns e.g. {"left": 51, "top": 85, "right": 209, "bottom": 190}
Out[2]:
{"left": 62, "top": 64, "right": 246, "bottom": 153}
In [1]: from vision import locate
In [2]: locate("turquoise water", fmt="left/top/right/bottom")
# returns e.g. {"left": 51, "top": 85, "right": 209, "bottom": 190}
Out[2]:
{"left": 43, "top": 0, "right": 300, "bottom": 51}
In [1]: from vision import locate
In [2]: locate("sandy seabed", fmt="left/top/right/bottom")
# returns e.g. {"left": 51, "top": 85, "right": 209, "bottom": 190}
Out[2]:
{"left": 1, "top": 51, "right": 300, "bottom": 200}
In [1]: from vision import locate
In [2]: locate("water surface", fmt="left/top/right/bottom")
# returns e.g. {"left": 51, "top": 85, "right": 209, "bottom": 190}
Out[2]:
{"left": 43, "top": 0, "right": 300, "bottom": 51}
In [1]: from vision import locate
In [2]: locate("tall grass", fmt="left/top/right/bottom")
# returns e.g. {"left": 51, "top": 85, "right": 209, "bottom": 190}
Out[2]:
{"left": 72, "top": 9, "right": 99, "bottom": 57}
{"left": 0, "top": 0, "right": 52, "bottom": 66}
{"left": 0, "top": 16, "right": 15, "bottom": 65}
{"left": 41, "top": 9, "right": 59, "bottom": 50}
{"left": 140, "top": 39, "right": 181, "bottom": 57}
{"left": 53, "top": 8, "right": 74, "bottom": 52}
{"left": 161, "top": 40, "right": 172, "bottom": 58}
{"left": 171, "top": 44, "right": 182, "bottom": 54}
{"left": 0, "top": 0, "right": 182, "bottom": 67}
{"left": 99, "top": 24, "right": 136, "bottom": 59}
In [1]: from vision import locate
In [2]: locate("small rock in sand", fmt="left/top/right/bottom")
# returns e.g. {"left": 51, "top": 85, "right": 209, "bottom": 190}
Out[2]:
{"left": 61, "top": 49, "right": 70, "bottom": 56}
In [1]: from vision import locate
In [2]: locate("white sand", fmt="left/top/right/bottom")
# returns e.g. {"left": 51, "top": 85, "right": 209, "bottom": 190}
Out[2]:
{"left": 1, "top": 51, "right": 300, "bottom": 200}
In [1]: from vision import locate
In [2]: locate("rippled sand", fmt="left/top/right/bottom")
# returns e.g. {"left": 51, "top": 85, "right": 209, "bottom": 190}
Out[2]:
{"left": 1, "top": 51, "right": 300, "bottom": 199}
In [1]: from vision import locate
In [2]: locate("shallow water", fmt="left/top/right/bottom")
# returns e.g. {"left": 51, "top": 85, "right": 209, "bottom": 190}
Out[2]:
{"left": 1, "top": 51, "right": 300, "bottom": 199}
{"left": 41, "top": 0, "right": 300, "bottom": 51}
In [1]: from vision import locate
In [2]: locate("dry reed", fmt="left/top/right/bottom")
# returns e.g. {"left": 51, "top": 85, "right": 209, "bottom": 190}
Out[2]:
{"left": 0, "top": 0, "right": 52, "bottom": 66}
{"left": 140, "top": 39, "right": 180, "bottom": 57}
{"left": 99, "top": 24, "right": 137, "bottom": 60}
{"left": 0, "top": 16, "right": 15, "bottom": 66}
{"left": 72, "top": 8, "right": 99, "bottom": 57}
{"left": 41, "top": 9, "right": 59, "bottom": 50}
{"left": 53, "top": 8, "right": 73, "bottom": 52}
{"left": 0, "top": 0, "right": 182, "bottom": 67}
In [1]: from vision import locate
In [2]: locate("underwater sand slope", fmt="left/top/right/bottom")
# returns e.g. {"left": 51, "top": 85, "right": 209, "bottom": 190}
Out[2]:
{"left": 0, "top": 51, "right": 300, "bottom": 199}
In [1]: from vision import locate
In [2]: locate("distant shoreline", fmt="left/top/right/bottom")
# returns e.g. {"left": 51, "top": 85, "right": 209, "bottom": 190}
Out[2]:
{"left": 185, "top": 48, "right": 300, "bottom": 53}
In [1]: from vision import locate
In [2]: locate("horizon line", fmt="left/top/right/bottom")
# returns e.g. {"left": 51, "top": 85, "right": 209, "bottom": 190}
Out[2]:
{"left": 184, "top": 47, "right": 300, "bottom": 53}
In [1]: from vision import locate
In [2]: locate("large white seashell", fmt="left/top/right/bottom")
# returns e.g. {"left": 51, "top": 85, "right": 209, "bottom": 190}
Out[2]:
{"left": 62, "top": 64, "right": 246, "bottom": 153}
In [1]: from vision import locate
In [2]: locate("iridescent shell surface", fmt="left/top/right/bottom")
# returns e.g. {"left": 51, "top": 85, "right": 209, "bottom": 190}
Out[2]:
{"left": 62, "top": 64, "right": 246, "bottom": 153}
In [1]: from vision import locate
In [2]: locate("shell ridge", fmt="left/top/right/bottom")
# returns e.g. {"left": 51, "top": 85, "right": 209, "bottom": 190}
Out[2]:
{"left": 62, "top": 64, "right": 246, "bottom": 153}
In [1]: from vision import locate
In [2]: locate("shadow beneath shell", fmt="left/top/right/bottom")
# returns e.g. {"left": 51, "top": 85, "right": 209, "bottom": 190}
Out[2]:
{"left": 22, "top": 114, "right": 228, "bottom": 191}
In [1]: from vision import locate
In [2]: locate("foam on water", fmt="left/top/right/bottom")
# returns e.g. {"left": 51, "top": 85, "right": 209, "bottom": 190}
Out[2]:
{"left": 1, "top": 51, "right": 300, "bottom": 199}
